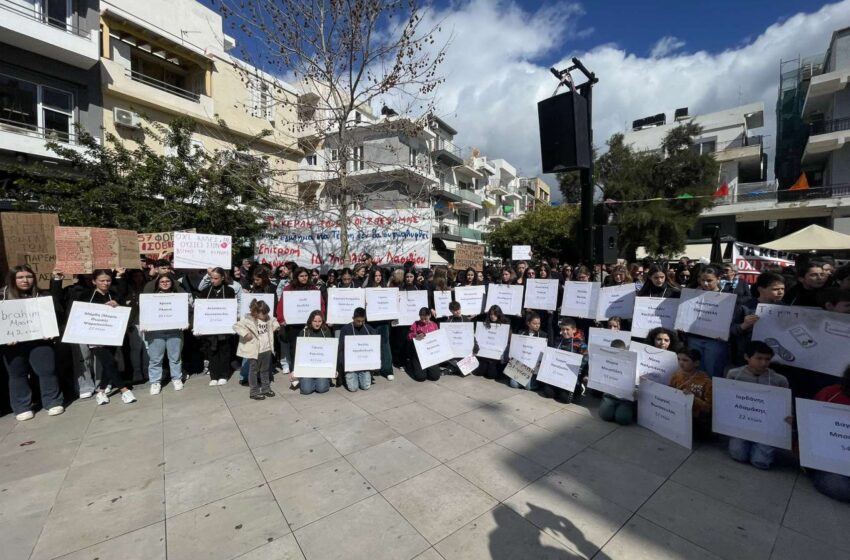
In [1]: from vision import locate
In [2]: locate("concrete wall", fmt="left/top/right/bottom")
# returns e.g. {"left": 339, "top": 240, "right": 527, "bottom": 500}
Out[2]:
{"left": 830, "top": 87, "right": 850, "bottom": 120}
{"left": 0, "top": 43, "right": 102, "bottom": 137}
{"left": 827, "top": 144, "right": 850, "bottom": 184}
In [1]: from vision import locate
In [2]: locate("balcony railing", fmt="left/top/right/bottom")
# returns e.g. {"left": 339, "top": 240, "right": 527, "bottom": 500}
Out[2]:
{"left": 434, "top": 138, "right": 462, "bottom": 158}
{"left": 127, "top": 69, "right": 201, "bottom": 102}
{"left": 433, "top": 223, "right": 460, "bottom": 236}
{"left": 460, "top": 227, "right": 482, "bottom": 241}
{"left": 810, "top": 117, "right": 850, "bottom": 135}
{"left": 0, "top": 117, "right": 76, "bottom": 145}
{"left": 457, "top": 188, "right": 482, "bottom": 205}
{"left": 0, "top": 0, "right": 90, "bottom": 38}
{"left": 713, "top": 180, "right": 850, "bottom": 205}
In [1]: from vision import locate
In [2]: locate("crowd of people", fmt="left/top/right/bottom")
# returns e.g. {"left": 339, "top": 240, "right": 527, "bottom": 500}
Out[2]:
{"left": 1, "top": 252, "right": 849, "bottom": 504}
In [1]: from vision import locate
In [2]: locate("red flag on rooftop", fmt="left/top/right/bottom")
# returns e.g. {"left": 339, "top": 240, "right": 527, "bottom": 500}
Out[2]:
{"left": 788, "top": 173, "right": 809, "bottom": 191}
{"left": 713, "top": 182, "right": 729, "bottom": 197}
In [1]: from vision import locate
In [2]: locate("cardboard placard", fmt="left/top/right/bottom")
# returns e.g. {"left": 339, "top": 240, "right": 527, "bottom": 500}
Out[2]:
{"left": 629, "top": 340, "right": 679, "bottom": 385}
{"left": 91, "top": 228, "right": 140, "bottom": 270}
{"left": 1, "top": 212, "right": 59, "bottom": 287}
{"left": 712, "top": 377, "right": 793, "bottom": 449}
{"left": 536, "top": 347, "right": 582, "bottom": 391}
{"left": 588, "top": 346, "right": 638, "bottom": 401}
{"left": 16, "top": 252, "right": 72, "bottom": 290}
{"left": 54, "top": 226, "right": 93, "bottom": 274}
{"left": 503, "top": 358, "right": 534, "bottom": 387}
{"left": 595, "top": 284, "right": 636, "bottom": 321}
{"left": 413, "top": 329, "right": 454, "bottom": 369}
{"left": 587, "top": 327, "right": 632, "bottom": 350}
{"left": 365, "top": 288, "right": 399, "bottom": 322}
{"left": 637, "top": 378, "right": 694, "bottom": 449}
{"left": 0, "top": 297, "right": 60, "bottom": 344}
{"left": 343, "top": 334, "right": 381, "bottom": 372}
{"left": 293, "top": 338, "right": 339, "bottom": 378}
{"left": 631, "top": 297, "right": 680, "bottom": 338}
{"left": 61, "top": 301, "right": 131, "bottom": 346}
{"left": 454, "top": 285, "right": 485, "bottom": 316}
{"left": 240, "top": 293, "right": 276, "bottom": 320}
{"left": 433, "top": 290, "right": 453, "bottom": 318}
{"left": 675, "top": 288, "right": 737, "bottom": 341}
{"left": 474, "top": 322, "right": 510, "bottom": 360}
{"left": 457, "top": 355, "right": 479, "bottom": 376}
{"left": 173, "top": 232, "right": 232, "bottom": 269}
{"left": 523, "top": 278, "right": 559, "bottom": 311}
{"left": 508, "top": 334, "right": 548, "bottom": 370}
{"left": 454, "top": 242, "right": 484, "bottom": 271}
{"left": 193, "top": 299, "right": 238, "bottom": 335}
{"left": 796, "top": 398, "right": 850, "bottom": 477}
{"left": 441, "top": 322, "right": 475, "bottom": 358}
{"left": 561, "top": 281, "right": 599, "bottom": 318}
{"left": 326, "top": 288, "right": 366, "bottom": 325}
{"left": 282, "top": 290, "right": 322, "bottom": 325}
{"left": 485, "top": 284, "right": 524, "bottom": 316}
{"left": 511, "top": 245, "right": 532, "bottom": 261}
{"left": 398, "top": 290, "right": 430, "bottom": 326}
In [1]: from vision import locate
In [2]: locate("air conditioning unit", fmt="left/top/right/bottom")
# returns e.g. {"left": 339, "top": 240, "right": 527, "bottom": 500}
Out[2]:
{"left": 113, "top": 107, "right": 141, "bottom": 129}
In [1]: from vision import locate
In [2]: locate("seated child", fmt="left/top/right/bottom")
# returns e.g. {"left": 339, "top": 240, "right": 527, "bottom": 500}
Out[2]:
{"left": 725, "top": 340, "right": 792, "bottom": 469}
{"left": 599, "top": 339, "right": 635, "bottom": 425}
{"left": 408, "top": 307, "right": 444, "bottom": 382}
{"left": 810, "top": 364, "right": 850, "bottom": 503}
{"left": 510, "top": 311, "right": 549, "bottom": 390}
{"left": 669, "top": 347, "right": 713, "bottom": 438}
{"left": 543, "top": 318, "right": 588, "bottom": 403}
{"left": 338, "top": 307, "right": 377, "bottom": 392}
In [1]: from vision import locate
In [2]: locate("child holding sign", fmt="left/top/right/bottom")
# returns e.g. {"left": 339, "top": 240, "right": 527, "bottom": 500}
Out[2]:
{"left": 475, "top": 305, "right": 511, "bottom": 380}
{"left": 197, "top": 267, "right": 237, "bottom": 387}
{"left": 547, "top": 318, "right": 588, "bottom": 403}
{"left": 669, "top": 347, "right": 713, "bottom": 438}
{"left": 810, "top": 365, "right": 850, "bottom": 502}
{"left": 509, "top": 311, "right": 549, "bottom": 390}
{"left": 338, "top": 307, "right": 377, "bottom": 391}
{"left": 296, "top": 311, "right": 333, "bottom": 395}
{"left": 234, "top": 299, "right": 280, "bottom": 400}
{"left": 725, "top": 341, "right": 792, "bottom": 469}
{"left": 409, "top": 307, "right": 444, "bottom": 382}
{"left": 598, "top": 339, "right": 636, "bottom": 425}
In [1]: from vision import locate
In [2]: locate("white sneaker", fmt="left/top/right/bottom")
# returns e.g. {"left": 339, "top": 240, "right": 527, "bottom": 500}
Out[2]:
{"left": 15, "top": 411, "right": 34, "bottom": 421}
{"left": 209, "top": 379, "right": 218, "bottom": 387}
{"left": 387, "top": 374, "right": 395, "bottom": 381}
{"left": 79, "top": 391, "right": 93, "bottom": 399}
{"left": 217, "top": 378, "right": 227, "bottom": 386}
{"left": 105, "top": 385, "right": 113, "bottom": 394}
{"left": 47, "top": 406, "right": 64, "bottom": 416}
{"left": 95, "top": 391, "right": 109, "bottom": 405}
{"left": 173, "top": 379, "right": 184, "bottom": 391}
{"left": 121, "top": 390, "right": 137, "bottom": 404}
{"left": 150, "top": 383, "right": 161, "bottom": 395}
{"left": 203, "top": 360, "right": 210, "bottom": 375}
{"left": 280, "top": 361, "right": 290, "bottom": 374}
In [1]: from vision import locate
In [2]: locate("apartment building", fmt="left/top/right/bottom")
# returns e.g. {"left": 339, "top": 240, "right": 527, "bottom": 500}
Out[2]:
{"left": 519, "top": 176, "right": 551, "bottom": 211}
{"left": 0, "top": 0, "right": 102, "bottom": 170}
{"left": 98, "top": 0, "right": 303, "bottom": 198}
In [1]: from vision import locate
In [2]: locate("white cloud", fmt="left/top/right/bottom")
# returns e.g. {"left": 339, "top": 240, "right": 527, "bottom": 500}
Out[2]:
{"left": 650, "top": 36, "right": 686, "bottom": 58}
{"left": 422, "top": 0, "right": 850, "bottom": 202}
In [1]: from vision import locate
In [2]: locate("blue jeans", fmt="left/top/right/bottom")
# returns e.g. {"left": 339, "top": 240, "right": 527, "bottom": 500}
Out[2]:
{"left": 240, "top": 358, "right": 250, "bottom": 382}
{"left": 2, "top": 341, "right": 63, "bottom": 414}
{"left": 510, "top": 374, "right": 538, "bottom": 391}
{"left": 728, "top": 437, "right": 775, "bottom": 469}
{"left": 300, "top": 377, "right": 330, "bottom": 394}
{"left": 345, "top": 371, "right": 371, "bottom": 391}
{"left": 145, "top": 331, "right": 183, "bottom": 384}
{"left": 688, "top": 336, "right": 729, "bottom": 378}
{"left": 812, "top": 470, "right": 850, "bottom": 503}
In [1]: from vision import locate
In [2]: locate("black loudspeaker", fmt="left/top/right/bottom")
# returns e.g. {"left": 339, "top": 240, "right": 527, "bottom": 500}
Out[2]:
{"left": 593, "top": 225, "right": 619, "bottom": 264}
{"left": 538, "top": 91, "right": 591, "bottom": 173}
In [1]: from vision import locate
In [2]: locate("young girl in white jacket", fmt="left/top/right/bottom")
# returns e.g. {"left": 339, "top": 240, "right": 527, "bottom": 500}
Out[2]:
{"left": 233, "top": 299, "right": 280, "bottom": 400}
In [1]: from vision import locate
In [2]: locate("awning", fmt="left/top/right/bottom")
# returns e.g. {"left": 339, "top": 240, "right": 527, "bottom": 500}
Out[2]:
{"left": 430, "top": 249, "right": 448, "bottom": 266}
{"left": 762, "top": 224, "right": 850, "bottom": 251}
{"left": 441, "top": 240, "right": 458, "bottom": 251}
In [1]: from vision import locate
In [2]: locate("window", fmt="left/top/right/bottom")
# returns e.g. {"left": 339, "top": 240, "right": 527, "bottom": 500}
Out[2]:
{"left": 409, "top": 148, "right": 419, "bottom": 167}
{"left": 0, "top": 73, "right": 74, "bottom": 142}
{"left": 330, "top": 149, "right": 339, "bottom": 162}
{"left": 458, "top": 213, "right": 470, "bottom": 227}
{"left": 351, "top": 146, "right": 364, "bottom": 171}
{"left": 305, "top": 153, "right": 318, "bottom": 166}
{"left": 354, "top": 111, "right": 362, "bottom": 123}
{"left": 249, "top": 78, "right": 273, "bottom": 120}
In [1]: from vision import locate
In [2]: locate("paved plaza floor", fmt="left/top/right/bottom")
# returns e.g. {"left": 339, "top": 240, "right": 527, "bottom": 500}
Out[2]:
{"left": 1, "top": 369, "right": 848, "bottom": 560}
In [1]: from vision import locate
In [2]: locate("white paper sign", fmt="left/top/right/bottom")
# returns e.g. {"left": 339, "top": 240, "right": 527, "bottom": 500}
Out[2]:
{"left": 365, "top": 288, "right": 399, "bottom": 321}
{"left": 173, "top": 232, "right": 232, "bottom": 269}
{"left": 293, "top": 338, "right": 338, "bottom": 378}
{"left": 675, "top": 288, "right": 736, "bottom": 341}
{"left": 536, "top": 347, "right": 582, "bottom": 391}
{"left": 283, "top": 290, "right": 322, "bottom": 324}
{"left": 193, "top": 299, "right": 238, "bottom": 335}
{"left": 326, "top": 288, "right": 365, "bottom": 325}
{"left": 0, "top": 297, "right": 59, "bottom": 344}
{"left": 523, "top": 279, "right": 559, "bottom": 311}
{"left": 561, "top": 281, "right": 600, "bottom": 319}
{"left": 509, "top": 334, "right": 548, "bottom": 369}
{"left": 62, "top": 301, "right": 131, "bottom": 346}
{"left": 629, "top": 341, "right": 679, "bottom": 385}
{"left": 441, "top": 322, "right": 475, "bottom": 358}
{"left": 712, "top": 377, "right": 793, "bottom": 449}
{"left": 595, "top": 284, "right": 636, "bottom": 321}
{"left": 485, "top": 284, "right": 524, "bottom": 316}
{"left": 503, "top": 358, "right": 534, "bottom": 387}
{"left": 413, "top": 329, "right": 454, "bottom": 369}
{"left": 631, "top": 297, "right": 680, "bottom": 338}
{"left": 475, "top": 322, "right": 510, "bottom": 360}
{"left": 343, "top": 334, "right": 381, "bottom": 372}
{"left": 454, "top": 285, "right": 485, "bottom": 316}
{"left": 457, "top": 355, "right": 479, "bottom": 376}
{"left": 796, "top": 398, "right": 850, "bottom": 477}
{"left": 753, "top": 304, "right": 850, "bottom": 377}
{"left": 588, "top": 327, "right": 631, "bottom": 349}
{"left": 139, "top": 293, "right": 189, "bottom": 331}
{"left": 239, "top": 293, "right": 275, "bottom": 320}
{"left": 433, "top": 290, "right": 453, "bottom": 318}
{"left": 588, "top": 346, "right": 638, "bottom": 400}
{"left": 398, "top": 290, "right": 430, "bottom": 326}
{"left": 638, "top": 378, "right": 694, "bottom": 449}
{"left": 511, "top": 245, "right": 532, "bottom": 260}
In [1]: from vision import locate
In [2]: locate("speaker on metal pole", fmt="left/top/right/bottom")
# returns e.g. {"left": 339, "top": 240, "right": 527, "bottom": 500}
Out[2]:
{"left": 537, "top": 91, "right": 591, "bottom": 173}
{"left": 593, "top": 225, "right": 619, "bottom": 264}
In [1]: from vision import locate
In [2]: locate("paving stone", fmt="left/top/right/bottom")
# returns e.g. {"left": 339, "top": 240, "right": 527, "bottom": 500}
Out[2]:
{"left": 164, "top": 424, "right": 248, "bottom": 472}
{"left": 318, "top": 415, "right": 399, "bottom": 455}
{"left": 533, "top": 409, "right": 618, "bottom": 446}
{"left": 595, "top": 515, "right": 722, "bottom": 560}
{"left": 252, "top": 430, "right": 341, "bottom": 481}
{"left": 0, "top": 470, "right": 67, "bottom": 560}
{"left": 782, "top": 476, "right": 850, "bottom": 553}
{"left": 53, "top": 522, "right": 166, "bottom": 560}
{"left": 497, "top": 392, "right": 563, "bottom": 423}
{"left": 233, "top": 534, "right": 305, "bottom": 560}
{"left": 412, "top": 387, "right": 485, "bottom": 418}
{"left": 346, "top": 436, "right": 440, "bottom": 491}
{"left": 590, "top": 425, "right": 692, "bottom": 478}
{"left": 452, "top": 405, "right": 528, "bottom": 440}
{"left": 375, "top": 402, "right": 447, "bottom": 435}
{"left": 770, "top": 527, "right": 850, "bottom": 560}
{"left": 406, "top": 419, "right": 489, "bottom": 462}
{"left": 447, "top": 442, "right": 547, "bottom": 501}
{"left": 494, "top": 423, "right": 585, "bottom": 469}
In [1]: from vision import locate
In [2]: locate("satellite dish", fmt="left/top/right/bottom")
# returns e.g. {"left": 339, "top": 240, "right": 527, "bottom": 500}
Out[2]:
{"left": 471, "top": 148, "right": 480, "bottom": 157}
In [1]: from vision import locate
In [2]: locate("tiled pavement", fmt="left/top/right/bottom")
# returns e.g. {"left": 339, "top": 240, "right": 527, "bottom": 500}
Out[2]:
{"left": 1, "top": 370, "right": 849, "bottom": 560}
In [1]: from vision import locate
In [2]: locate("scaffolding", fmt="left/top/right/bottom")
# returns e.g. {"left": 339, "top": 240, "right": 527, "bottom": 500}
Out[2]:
{"left": 774, "top": 53, "right": 825, "bottom": 188}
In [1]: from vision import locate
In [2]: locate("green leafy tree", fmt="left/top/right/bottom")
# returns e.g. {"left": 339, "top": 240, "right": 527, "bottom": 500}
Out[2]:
{"left": 580, "top": 123, "right": 718, "bottom": 260}
{"left": 485, "top": 205, "right": 581, "bottom": 263}
{"left": 4, "top": 118, "right": 278, "bottom": 247}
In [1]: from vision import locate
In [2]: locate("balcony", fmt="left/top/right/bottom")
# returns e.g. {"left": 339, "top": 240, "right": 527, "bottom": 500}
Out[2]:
{"left": 0, "top": 1, "right": 99, "bottom": 69}
{"left": 432, "top": 182, "right": 462, "bottom": 201}
{"left": 102, "top": 58, "right": 214, "bottom": 121}
{"left": 471, "top": 156, "right": 496, "bottom": 176}
{"left": 502, "top": 183, "right": 522, "bottom": 201}
{"left": 487, "top": 207, "right": 510, "bottom": 224}
{"left": 433, "top": 222, "right": 461, "bottom": 240}
{"left": 433, "top": 138, "right": 463, "bottom": 165}
{"left": 705, "top": 180, "right": 850, "bottom": 222}
{"left": 488, "top": 177, "right": 509, "bottom": 196}
{"left": 711, "top": 136, "right": 763, "bottom": 165}
{"left": 457, "top": 188, "right": 483, "bottom": 209}
{"left": 0, "top": 117, "right": 83, "bottom": 160}
{"left": 803, "top": 117, "right": 850, "bottom": 162}
{"left": 459, "top": 227, "right": 483, "bottom": 242}
{"left": 802, "top": 67, "right": 850, "bottom": 117}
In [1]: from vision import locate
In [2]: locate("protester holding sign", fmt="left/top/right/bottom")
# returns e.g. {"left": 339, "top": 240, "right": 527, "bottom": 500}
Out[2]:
{"left": 547, "top": 318, "right": 588, "bottom": 403}
{"left": 234, "top": 299, "right": 280, "bottom": 400}
{"left": 66, "top": 268, "right": 136, "bottom": 405}
{"left": 143, "top": 273, "right": 188, "bottom": 395}
{"left": 729, "top": 271, "right": 785, "bottom": 366}
{"left": 1, "top": 265, "right": 64, "bottom": 421}
{"left": 474, "top": 305, "right": 511, "bottom": 380}
{"left": 646, "top": 327, "right": 681, "bottom": 353}
{"left": 390, "top": 270, "right": 420, "bottom": 369}
{"left": 292, "top": 310, "right": 334, "bottom": 395}
{"left": 408, "top": 308, "right": 446, "bottom": 382}
{"left": 276, "top": 267, "right": 325, "bottom": 388}
{"left": 725, "top": 341, "right": 792, "bottom": 470}
{"left": 508, "top": 311, "right": 549, "bottom": 391}
{"left": 636, "top": 264, "right": 681, "bottom": 299}
{"left": 680, "top": 266, "right": 735, "bottom": 378}
{"left": 362, "top": 268, "right": 394, "bottom": 380}
{"left": 598, "top": 339, "right": 637, "bottom": 425}
{"left": 668, "top": 347, "right": 713, "bottom": 438}
{"left": 197, "top": 267, "right": 237, "bottom": 387}
{"left": 338, "top": 307, "right": 378, "bottom": 391}
{"left": 809, "top": 365, "right": 850, "bottom": 502}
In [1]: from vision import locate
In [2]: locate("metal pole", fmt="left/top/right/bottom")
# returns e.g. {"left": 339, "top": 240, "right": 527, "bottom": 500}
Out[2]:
{"left": 578, "top": 82, "right": 594, "bottom": 266}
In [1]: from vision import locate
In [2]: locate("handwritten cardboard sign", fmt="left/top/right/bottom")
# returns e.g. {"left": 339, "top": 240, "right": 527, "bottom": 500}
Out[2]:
{"left": 454, "top": 242, "right": 484, "bottom": 271}
{"left": 54, "top": 226, "right": 93, "bottom": 274}
{"left": 0, "top": 212, "right": 59, "bottom": 281}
